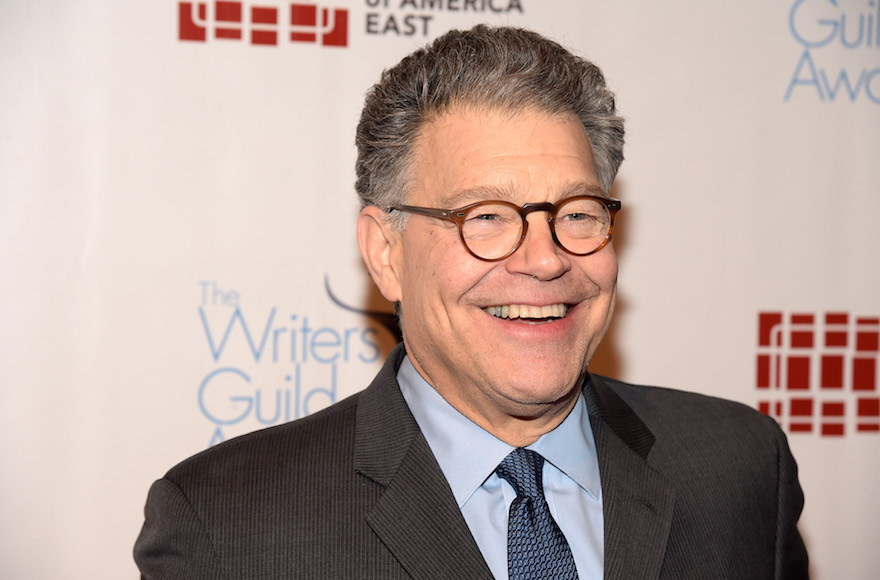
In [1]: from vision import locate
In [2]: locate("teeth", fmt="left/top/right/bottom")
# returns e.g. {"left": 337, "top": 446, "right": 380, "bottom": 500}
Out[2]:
{"left": 483, "top": 304, "right": 567, "bottom": 319}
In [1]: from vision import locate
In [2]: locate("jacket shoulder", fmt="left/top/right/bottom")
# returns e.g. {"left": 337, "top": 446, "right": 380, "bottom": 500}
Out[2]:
{"left": 592, "top": 377, "right": 807, "bottom": 578}
{"left": 165, "top": 390, "right": 362, "bottom": 488}
{"left": 596, "top": 375, "right": 778, "bottom": 439}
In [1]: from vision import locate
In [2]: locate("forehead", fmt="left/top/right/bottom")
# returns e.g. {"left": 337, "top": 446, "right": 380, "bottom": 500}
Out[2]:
{"left": 409, "top": 106, "right": 599, "bottom": 206}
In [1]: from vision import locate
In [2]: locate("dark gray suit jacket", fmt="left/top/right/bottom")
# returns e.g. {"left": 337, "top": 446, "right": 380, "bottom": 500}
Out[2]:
{"left": 134, "top": 346, "right": 809, "bottom": 578}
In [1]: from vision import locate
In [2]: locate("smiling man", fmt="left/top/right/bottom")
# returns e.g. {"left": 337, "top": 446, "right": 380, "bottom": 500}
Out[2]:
{"left": 359, "top": 106, "right": 617, "bottom": 448}
{"left": 135, "top": 26, "right": 809, "bottom": 579}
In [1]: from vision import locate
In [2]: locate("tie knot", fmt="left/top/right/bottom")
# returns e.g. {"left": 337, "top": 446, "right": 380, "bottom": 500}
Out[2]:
{"left": 496, "top": 448, "right": 545, "bottom": 499}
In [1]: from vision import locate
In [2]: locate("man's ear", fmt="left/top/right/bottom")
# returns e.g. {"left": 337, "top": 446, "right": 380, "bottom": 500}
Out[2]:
{"left": 357, "top": 205, "right": 403, "bottom": 304}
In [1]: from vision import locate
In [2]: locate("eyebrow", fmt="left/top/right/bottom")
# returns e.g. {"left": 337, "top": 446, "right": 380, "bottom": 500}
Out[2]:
{"left": 444, "top": 185, "right": 516, "bottom": 207}
{"left": 443, "top": 182, "right": 607, "bottom": 208}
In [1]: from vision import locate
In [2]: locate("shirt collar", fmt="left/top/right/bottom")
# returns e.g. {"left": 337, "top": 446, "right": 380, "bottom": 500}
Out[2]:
{"left": 397, "top": 355, "right": 601, "bottom": 507}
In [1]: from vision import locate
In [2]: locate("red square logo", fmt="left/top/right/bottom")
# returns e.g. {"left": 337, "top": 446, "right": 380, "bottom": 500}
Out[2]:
{"left": 757, "top": 311, "right": 880, "bottom": 437}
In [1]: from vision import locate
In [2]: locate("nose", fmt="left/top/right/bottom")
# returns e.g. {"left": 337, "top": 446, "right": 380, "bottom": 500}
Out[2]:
{"left": 504, "top": 213, "right": 570, "bottom": 280}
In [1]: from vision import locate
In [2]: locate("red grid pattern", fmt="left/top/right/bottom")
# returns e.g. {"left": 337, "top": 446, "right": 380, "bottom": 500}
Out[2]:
{"left": 757, "top": 311, "right": 878, "bottom": 437}
{"left": 178, "top": 2, "right": 348, "bottom": 47}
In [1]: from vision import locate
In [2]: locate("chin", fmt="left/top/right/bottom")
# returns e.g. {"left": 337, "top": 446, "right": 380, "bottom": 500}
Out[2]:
{"left": 504, "top": 377, "right": 582, "bottom": 406}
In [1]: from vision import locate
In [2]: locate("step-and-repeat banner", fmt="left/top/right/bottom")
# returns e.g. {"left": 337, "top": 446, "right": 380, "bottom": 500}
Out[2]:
{"left": 2, "top": 1, "right": 877, "bottom": 578}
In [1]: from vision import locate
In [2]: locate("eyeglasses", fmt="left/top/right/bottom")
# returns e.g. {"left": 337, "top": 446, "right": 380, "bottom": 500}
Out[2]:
{"left": 388, "top": 195, "right": 621, "bottom": 262}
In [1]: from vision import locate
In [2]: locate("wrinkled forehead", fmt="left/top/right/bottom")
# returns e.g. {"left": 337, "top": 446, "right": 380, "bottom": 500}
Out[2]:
{"left": 440, "top": 182, "right": 606, "bottom": 209}
{"left": 404, "top": 105, "right": 598, "bottom": 207}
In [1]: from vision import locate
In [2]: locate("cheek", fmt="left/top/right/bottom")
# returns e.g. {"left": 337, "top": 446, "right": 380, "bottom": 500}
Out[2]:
{"left": 594, "top": 249, "right": 619, "bottom": 290}
{"left": 573, "top": 248, "right": 618, "bottom": 294}
{"left": 405, "top": 231, "right": 483, "bottom": 291}
{"left": 399, "top": 235, "right": 455, "bottom": 309}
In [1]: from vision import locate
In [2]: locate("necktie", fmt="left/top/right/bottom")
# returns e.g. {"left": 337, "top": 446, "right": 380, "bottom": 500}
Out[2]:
{"left": 496, "top": 448, "right": 579, "bottom": 580}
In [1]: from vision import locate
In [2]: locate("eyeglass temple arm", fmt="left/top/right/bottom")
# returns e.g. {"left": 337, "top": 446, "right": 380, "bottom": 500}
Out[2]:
{"left": 390, "top": 205, "right": 454, "bottom": 220}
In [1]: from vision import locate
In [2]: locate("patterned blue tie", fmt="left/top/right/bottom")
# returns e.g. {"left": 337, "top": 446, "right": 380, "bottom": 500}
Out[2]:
{"left": 496, "top": 448, "right": 579, "bottom": 580}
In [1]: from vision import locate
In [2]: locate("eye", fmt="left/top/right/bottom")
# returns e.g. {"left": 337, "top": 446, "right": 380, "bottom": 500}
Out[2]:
{"left": 556, "top": 198, "right": 609, "bottom": 227}
{"left": 463, "top": 203, "right": 519, "bottom": 226}
{"left": 558, "top": 210, "right": 600, "bottom": 223}
{"left": 468, "top": 211, "right": 504, "bottom": 222}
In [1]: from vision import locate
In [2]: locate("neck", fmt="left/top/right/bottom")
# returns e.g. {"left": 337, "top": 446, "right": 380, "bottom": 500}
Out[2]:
{"left": 445, "top": 385, "right": 582, "bottom": 447}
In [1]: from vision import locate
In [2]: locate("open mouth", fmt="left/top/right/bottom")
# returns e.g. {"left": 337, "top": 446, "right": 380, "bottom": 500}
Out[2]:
{"left": 483, "top": 304, "right": 568, "bottom": 321}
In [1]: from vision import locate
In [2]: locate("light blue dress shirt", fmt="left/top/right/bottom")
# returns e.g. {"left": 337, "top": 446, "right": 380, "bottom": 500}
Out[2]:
{"left": 397, "top": 356, "right": 604, "bottom": 580}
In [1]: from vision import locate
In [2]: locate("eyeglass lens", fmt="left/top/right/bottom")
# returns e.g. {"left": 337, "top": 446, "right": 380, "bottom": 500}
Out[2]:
{"left": 460, "top": 198, "right": 612, "bottom": 260}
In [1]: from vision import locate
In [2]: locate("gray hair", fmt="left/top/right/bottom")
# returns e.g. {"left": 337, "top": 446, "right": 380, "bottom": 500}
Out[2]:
{"left": 354, "top": 25, "right": 625, "bottom": 218}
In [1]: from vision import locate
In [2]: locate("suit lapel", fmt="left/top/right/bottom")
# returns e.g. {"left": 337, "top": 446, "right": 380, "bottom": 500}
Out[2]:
{"left": 354, "top": 346, "right": 493, "bottom": 580}
{"left": 587, "top": 375, "right": 676, "bottom": 580}
{"left": 351, "top": 350, "right": 674, "bottom": 579}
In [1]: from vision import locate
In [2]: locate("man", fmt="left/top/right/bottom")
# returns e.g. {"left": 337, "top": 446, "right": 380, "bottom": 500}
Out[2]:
{"left": 135, "top": 25, "right": 809, "bottom": 579}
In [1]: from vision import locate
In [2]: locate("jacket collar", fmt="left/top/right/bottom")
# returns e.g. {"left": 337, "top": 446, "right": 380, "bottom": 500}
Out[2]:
{"left": 354, "top": 345, "right": 494, "bottom": 579}
{"left": 587, "top": 375, "right": 676, "bottom": 579}
{"left": 352, "top": 346, "right": 674, "bottom": 580}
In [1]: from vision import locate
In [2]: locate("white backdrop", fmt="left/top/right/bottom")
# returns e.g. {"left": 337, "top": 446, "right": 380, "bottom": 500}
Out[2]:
{"left": 1, "top": 1, "right": 878, "bottom": 578}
